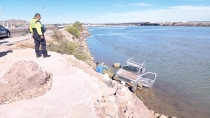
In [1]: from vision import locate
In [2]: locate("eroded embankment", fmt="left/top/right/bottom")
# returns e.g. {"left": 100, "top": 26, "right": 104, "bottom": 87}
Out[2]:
{"left": 0, "top": 48, "right": 153, "bottom": 118}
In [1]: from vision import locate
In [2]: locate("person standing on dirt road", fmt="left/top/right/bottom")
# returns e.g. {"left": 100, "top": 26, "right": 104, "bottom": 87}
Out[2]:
{"left": 30, "top": 13, "right": 50, "bottom": 58}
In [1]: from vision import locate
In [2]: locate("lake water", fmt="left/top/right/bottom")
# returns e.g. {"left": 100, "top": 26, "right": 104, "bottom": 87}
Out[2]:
{"left": 86, "top": 26, "right": 210, "bottom": 118}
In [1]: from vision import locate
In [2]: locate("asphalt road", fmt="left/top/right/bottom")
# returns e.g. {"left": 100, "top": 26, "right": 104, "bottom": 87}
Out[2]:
{"left": 9, "top": 26, "right": 55, "bottom": 37}
{"left": 9, "top": 28, "right": 30, "bottom": 37}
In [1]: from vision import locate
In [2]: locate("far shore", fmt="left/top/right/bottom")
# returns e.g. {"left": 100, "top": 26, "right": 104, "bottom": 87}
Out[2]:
{"left": 84, "top": 21, "right": 210, "bottom": 27}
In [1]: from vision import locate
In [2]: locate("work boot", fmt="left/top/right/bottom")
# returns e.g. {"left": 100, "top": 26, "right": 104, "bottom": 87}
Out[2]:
{"left": 36, "top": 54, "right": 42, "bottom": 58}
{"left": 43, "top": 54, "right": 51, "bottom": 58}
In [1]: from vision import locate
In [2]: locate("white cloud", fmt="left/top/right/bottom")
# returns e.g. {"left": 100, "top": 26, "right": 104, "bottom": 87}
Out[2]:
{"left": 114, "top": 4, "right": 124, "bottom": 7}
{"left": 128, "top": 3, "right": 152, "bottom": 7}
{"left": 98, "top": 5, "right": 210, "bottom": 23}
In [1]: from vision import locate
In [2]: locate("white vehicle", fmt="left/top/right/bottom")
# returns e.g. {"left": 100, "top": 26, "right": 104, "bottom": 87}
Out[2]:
{"left": 113, "top": 58, "right": 157, "bottom": 92}
{"left": 57, "top": 25, "right": 64, "bottom": 29}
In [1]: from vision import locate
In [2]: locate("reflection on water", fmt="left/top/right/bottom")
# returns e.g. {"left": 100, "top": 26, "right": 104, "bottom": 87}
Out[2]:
{"left": 87, "top": 26, "right": 210, "bottom": 118}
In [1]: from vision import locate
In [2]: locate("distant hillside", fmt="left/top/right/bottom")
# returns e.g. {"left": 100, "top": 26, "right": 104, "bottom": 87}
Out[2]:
{"left": 0, "top": 19, "right": 29, "bottom": 26}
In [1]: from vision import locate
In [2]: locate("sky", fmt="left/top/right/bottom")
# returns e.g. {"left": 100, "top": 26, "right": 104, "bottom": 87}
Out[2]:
{"left": 0, "top": 0, "right": 210, "bottom": 24}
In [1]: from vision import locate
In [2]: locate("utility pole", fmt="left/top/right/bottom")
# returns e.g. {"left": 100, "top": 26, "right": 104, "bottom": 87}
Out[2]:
{"left": 57, "top": 14, "right": 60, "bottom": 25}
{"left": 40, "top": 7, "right": 47, "bottom": 25}
{"left": 63, "top": 16, "right": 65, "bottom": 25}
{"left": 0, "top": 5, "right": 4, "bottom": 26}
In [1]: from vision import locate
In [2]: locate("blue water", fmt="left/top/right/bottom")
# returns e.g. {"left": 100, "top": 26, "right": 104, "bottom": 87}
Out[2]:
{"left": 87, "top": 26, "right": 210, "bottom": 117}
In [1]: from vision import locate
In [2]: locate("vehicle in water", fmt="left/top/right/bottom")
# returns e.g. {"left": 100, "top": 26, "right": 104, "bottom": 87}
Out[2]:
{"left": 113, "top": 58, "right": 157, "bottom": 92}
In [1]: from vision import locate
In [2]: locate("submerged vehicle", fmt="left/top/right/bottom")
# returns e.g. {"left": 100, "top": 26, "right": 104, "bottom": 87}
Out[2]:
{"left": 113, "top": 58, "right": 157, "bottom": 92}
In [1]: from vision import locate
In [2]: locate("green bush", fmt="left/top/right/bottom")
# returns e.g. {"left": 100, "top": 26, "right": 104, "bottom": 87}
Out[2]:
{"left": 65, "top": 26, "right": 80, "bottom": 38}
{"left": 73, "top": 21, "right": 83, "bottom": 31}
{"left": 48, "top": 27, "right": 89, "bottom": 61}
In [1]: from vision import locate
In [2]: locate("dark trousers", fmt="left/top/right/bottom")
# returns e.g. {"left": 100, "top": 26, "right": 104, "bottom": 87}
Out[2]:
{"left": 32, "top": 34, "right": 48, "bottom": 56}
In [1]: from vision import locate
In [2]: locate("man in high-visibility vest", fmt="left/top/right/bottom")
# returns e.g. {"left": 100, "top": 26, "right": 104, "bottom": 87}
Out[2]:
{"left": 30, "top": 13, "right": 50, "bottom": 58}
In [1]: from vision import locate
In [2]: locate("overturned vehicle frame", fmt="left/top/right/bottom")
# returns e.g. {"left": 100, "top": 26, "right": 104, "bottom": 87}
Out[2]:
{"left": 113, "top": 58, "right": 157, "bottom": 92}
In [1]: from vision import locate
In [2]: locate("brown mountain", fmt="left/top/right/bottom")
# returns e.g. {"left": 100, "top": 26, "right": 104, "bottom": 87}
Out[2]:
{"left": 0, "top": 19, "right": 29, "bottom": 26}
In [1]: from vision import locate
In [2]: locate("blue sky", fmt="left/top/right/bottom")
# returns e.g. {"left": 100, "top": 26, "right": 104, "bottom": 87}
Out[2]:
{"left": 0, "top": 0, "right": 210, "bottom": 24}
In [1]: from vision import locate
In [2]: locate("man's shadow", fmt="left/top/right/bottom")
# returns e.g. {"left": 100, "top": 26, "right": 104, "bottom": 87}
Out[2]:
{"left": 0, "top": 50, "right": 13, "bottom": 57}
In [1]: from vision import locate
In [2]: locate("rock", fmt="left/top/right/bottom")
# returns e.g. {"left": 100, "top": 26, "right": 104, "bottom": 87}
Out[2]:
{"left": 95, "top": 107, "right": 106, "bottom": 118}
{"left": 111, "top": 80, "right": 118, "bottom": 86}
{"left": 106, "top": 116, "right": 112, "bottom": 118}
{"left": 103, "top": 73, "right": 110, "bottom": 81}
{"left": 132, "top": 98, "right": 154, "bottom": 118}
{"left": 104, "top": 80, "right": 114, "bottom": 88}
{"left": 119, "top": 101, "right": 128, "bottom": 108}
{"left": 104, "top": 102, "right": 118, "bottom": 117}
{"left": 154, "top": 113, "right": 161, "bottom": 118}
{"left": 159, "top": 114, "right": 168, "bottom": 118}
{"left": 133, "top": 112, "right": 141, "bottom": 118}
{"left": 127, "top": 101, "right": 134, "bottom": 113}
{"left": 128, "top": 113, "right": 133, "bottom": 118}
{"left": 107, "top": 87, "right": 116, "bottom": 96}
{"left": 150, "top": 110, "right": 155, "bottom": 115}
{"left": 0, "top": 61, "right": 52, "bottom": 104}
{"left": 107, "top": 96, "right": 116, "bottom": 102}
{"left": 113, "top": 63, "right": 121, "bottom": 68}
{"left": 116, "top": 89, "right": 125, "bottom": 96}
{"left": 116, "top": 83, "right": 124, "bottom": 89}
{"left": 98, "top": 82, "right": 109, "bottom": 98}
{"left": 118, "top": 107, "right": 129, "bottom": 118}
{"left": 121, "top": 86, "right": 127, "bottom": 92}
{"left": 101, "top": 95, "right": 108, "bottom": 102}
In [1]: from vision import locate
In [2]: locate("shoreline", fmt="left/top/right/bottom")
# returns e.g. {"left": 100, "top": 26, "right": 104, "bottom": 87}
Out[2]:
{"left": 81, "top": 27, "right": 178, "bottom": 118}
{"left": 85, "top": 21, "right": 210, "bottom": 27}
{"left": 85, "top": 26, "right": 210, "bottom": 118}
{"left": 50, "top": 27, "right": 176, "bottom": 117}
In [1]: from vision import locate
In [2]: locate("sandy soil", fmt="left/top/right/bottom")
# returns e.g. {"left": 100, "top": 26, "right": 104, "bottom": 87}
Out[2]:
{"left": 0, "top": 48, "right": 101, "bottom": 118}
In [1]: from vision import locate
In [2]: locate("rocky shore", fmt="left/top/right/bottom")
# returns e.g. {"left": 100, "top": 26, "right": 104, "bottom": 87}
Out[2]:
{"left": 0, "top": 27, "right": 176, "bottom": 118}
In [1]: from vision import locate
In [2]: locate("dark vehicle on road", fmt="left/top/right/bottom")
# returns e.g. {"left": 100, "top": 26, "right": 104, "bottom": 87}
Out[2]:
{"left": 0, "top": 25, "right": 10, "bottom": 38}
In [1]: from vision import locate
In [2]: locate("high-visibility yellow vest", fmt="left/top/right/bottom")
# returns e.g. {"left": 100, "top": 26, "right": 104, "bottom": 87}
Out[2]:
{"left": 29, "top": 18, "right": 44, "bottom": 36}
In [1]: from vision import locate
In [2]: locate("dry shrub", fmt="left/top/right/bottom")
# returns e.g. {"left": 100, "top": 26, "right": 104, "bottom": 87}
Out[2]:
{"left": 48, "top": 40, "right": 76, "bottom": 55}
{"left": 51, "top": 28, "right": 64, "bottom": 41}
{"left": 15, "top": 41, "right": 34, "bottom": 49}
{"left": 48, "top": 29, "right": 88, "bottom": 61}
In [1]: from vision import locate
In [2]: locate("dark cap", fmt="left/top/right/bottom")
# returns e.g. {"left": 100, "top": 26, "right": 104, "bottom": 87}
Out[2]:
{"left": 34, "top": 13, "right": 41, "bottom": 17}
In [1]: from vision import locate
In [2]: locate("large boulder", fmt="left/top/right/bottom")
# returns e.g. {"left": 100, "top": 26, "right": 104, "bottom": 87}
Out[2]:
{"left": 0, "top": 60, "right": 52, "bottom": 104}
{"left": 113, "top": 63, "right": 121, "bottom": 68}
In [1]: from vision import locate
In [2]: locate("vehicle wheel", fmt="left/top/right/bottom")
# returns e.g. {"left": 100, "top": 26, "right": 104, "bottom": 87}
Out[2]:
{"left": 117, "top": 80, "right": 121, "bottom": 84}
{"left": 112, "top": 75, "right": 116, "bottom": 80}
{"left": 6, "top": 32, "right": 10, "bottom": 38}
{"left": 130, "top": 86, "right": 137, "bottom": 92}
